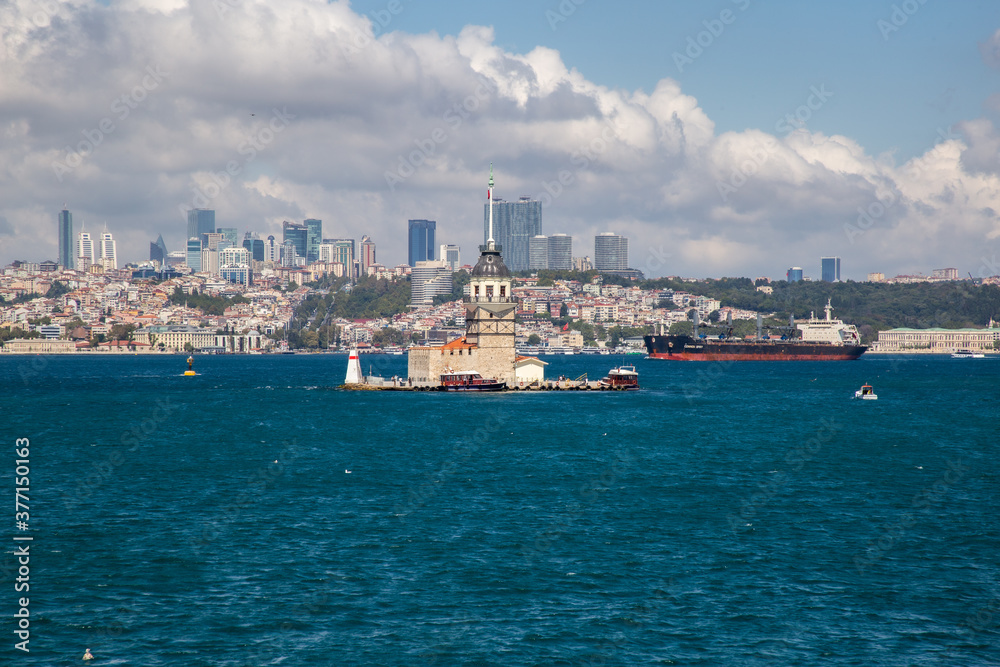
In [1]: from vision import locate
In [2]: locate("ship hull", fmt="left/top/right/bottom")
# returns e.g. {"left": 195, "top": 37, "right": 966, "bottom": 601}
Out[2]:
{"left": 644, "top": 335, "right": 867, "bottom": 361}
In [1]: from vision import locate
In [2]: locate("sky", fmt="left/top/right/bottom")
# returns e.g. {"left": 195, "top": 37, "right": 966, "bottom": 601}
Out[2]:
{"left": 1, "top": 0, "right": 999, "bottom": 280}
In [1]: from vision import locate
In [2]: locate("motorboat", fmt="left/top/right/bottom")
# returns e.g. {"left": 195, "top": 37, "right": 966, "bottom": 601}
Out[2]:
{"left": 952, "top": 349, "right": 985, "bottom": 358}
{"left": 599, "top": 365, "right": 639, "bottom": 390}
{"left": 854, "top": 383, "right": 877, "bottom": 400}
{"left": 439, "top": 370, "right": 505, "bottom": 392}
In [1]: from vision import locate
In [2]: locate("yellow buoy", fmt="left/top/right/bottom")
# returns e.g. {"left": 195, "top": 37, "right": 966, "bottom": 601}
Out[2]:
{"left": 184, "top": 355, "right": 196, "bottom": 376}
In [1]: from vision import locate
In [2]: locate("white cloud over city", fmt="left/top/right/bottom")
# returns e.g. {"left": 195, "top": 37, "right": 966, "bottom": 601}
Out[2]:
{"left": 1, "top": 0, "right": 998, "bottom": 278}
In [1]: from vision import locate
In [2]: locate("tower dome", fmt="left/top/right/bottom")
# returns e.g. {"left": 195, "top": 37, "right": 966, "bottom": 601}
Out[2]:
{"left": 470, "top": 247, "right": 511, "bottom": 279}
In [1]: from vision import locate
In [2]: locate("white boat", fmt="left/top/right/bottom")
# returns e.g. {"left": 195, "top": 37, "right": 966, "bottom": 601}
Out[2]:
{"left": 952, "top": 349, "right": 985, "bottom": 358}
{"left": 854, "top": 383, "right": 877, "bottom": 400}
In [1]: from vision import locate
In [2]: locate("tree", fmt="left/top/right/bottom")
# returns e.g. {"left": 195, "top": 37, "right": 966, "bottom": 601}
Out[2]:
{"left": 372, "top": 327, "right": 406, "bottom": 347}
{"left": 183, "top": 342, "right": 195, "bottom": 352}
{"left": 527, "top": 333, "right": 541, "bottom": 345}
{"left": 560, "top": 303, "right": 568, "bottom": 318}
{"left": 287, "top": 281, "right": 299, "bottom": 292}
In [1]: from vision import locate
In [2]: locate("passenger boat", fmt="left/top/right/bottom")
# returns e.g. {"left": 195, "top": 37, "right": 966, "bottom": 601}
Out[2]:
{"left": 439, "top": 370, "right": 506, "bottom": 392}
{"left": 854, "top": 384, "right": 877, "bottom": 400}
{"left": 952, "top": 349, "right": 985, "bottom": 358}
{"left": 599, "top": 365, "right": 639, "bottom": 390}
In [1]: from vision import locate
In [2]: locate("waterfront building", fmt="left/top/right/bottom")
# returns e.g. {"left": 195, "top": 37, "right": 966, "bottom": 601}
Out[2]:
{"left": 408, "top": 220, "right": 436, "bottom": 266}
{"left": 304, "top": 218, "right": 323, "bottom": 263}
{"left": 411, "top": 260, "right": 453, "bottom": 306}
{"left": 529, "top": 235, "right": 548, "bottom": 270}
{"left": 99, "top": 231, "right": 117, "bottom": 271}
{"left": 483, "top": 195, "right": 541, "bottom": 273}
{"left": 874, "top": 322, "right": 1000, "bottom": 352}
{"left": 594, "top": 233, "right": 628, "bottom": 270}
{"left": 548, "top": 233, "right": 572, "bottom": 270}
{"left": 58, "top": 209, "right": 74, "bottom": 269}
{"left": 787, "top": 267, "right": 803, "bottom": 282}
{"left": 409, "top": 165, "right": 519, "bottom": 386}
{"left": 821, "top": 257, "right": 841, "bottom": 282}
{"left": 282, "top": 221, "right": 308, "bottom": 261}
{"left": 187, "top": 209, "right": 215, "bottom": 247}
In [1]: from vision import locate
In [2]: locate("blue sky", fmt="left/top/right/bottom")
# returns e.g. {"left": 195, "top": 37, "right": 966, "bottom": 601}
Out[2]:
{"left": 351, "top": 0, "right": 998, "bottom": 160}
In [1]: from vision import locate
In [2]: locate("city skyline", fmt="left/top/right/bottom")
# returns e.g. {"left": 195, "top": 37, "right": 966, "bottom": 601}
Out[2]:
{"left": 2, "top": 3, "right": 999, "bottom": 280}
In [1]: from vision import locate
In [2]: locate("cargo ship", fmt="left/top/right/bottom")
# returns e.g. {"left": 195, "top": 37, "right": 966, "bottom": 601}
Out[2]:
{"left": 644, "top": 299, "right": 867, "bottom": 361}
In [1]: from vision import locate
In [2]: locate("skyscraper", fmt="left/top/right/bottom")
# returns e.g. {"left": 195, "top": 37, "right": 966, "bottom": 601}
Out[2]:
{"left": 787, "top": 267, "right": 803, "bottom": 282}
{"left": 186, "top": 237, "right": 202, "bottom": 272}
{"left": 821, "top": 257, "right": 841, "bottom": 282}
{"left": 242, "top": 232, "right": 265, "bottom": 262}
{"left": 217, "top": 227, "right": 238, "bottom": 249}
{"left": 548, "top": 233, "right": 572, "bottom": 270}
{"left": 264, "top": 235, "right": 279, "bottom": 263}
{"left": 411, "top": 260, "right": 453, "bottom": 306}
{"left": 58, "top": 209, "right": 74, "bottom": 269}
{"left": 594, "top": 233, "right": 628, "bottom": 270}
{"left": 304, "top": 219, "right": 323, "bottom": 263}
{"left": 408, "top": 220, "right": 436, "bottom": 266}
{"left": 439, "top": 244, "right": 460, "bottom": 271}
{"left": 76, "top": 231, "right": 94, "bottom": 270}
{"left": 150, "top": 234, "right": 168, "bottom": 265}
{"left": 483, "top": 196, "right": 541, "bottom": 272}
{"left": 360, "top": 235, "right": 377, "bottom": 273}
{"left": 187, "top": 209, "right": 215, "bottom": 247}
{"left": 220, "top": 247, "right": 252, "bottom": 286}
{"left": 529, "top": 235, "right": 548, "bottom": 270}
{"left": 282, "top": 221, "right": 308, "bottom": 261}
{"left": 99, "top": 231, "right": 117, "bottom": 270}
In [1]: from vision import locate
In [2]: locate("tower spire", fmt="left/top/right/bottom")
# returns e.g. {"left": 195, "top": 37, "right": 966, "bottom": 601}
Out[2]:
{"left": 487, "top": 163, "right": 494, "bottom": 248}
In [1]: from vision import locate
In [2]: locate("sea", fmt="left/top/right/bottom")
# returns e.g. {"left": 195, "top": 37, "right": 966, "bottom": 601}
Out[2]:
{"left": 2, "top": 352, "right": 998, "bottom": 666}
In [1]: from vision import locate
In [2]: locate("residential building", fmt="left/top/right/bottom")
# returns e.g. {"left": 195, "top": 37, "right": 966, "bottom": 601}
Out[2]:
{"left": 484, "top": 197, "right": 541, "bottom": 272}
{"left": 548, "top": 233, "right": 572, "bottom": 270}
{"left": 932, "top": 268, "right": 959, "bottom": 280}
{"left": 361, "top": 235, "right": 377, "bottom": 273}
{"left": 99, "top": 231, "right": 117, "bottom": 270}
{"left": 594, "top": 233, "right": 628, "bottom": 270}
{"left": 77, "top": 231, "right": 95, "bottom": 269}
{"left": 821, "top": 257, "right": 841, "bottom": 282}
{"left": 867, "top": 272, "right": 885, "bottom": 283}
{"left": 219, "top": 247, "right": 252, "bottom": 286}
{"left": 529, "top": 235, "right": 548, "bottom": 270}
{"left": 58, "top": 209, "right": 73, "bottom": 269}
{"left": 408, "top": 219, "right": 436, "bottom": 266}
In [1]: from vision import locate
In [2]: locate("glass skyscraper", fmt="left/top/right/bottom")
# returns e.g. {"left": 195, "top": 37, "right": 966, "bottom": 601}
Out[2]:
{"left": 282, "top": 221, "right": 308, "bottom": 261}
{"left": 483, "top": 197, "right": 541, "bottom": 272}
{"left": 594, "top": 233, "right": 628, "bottom": 270}
{"left": 304, "top": 219, "right": 322, "bottom": 263}
{"left": 187, "top": 209, "right": 215, "bottom": 248}
{"left": 58, "top": 209, "right": 73, "bottom": 269}
{"left": 548, "top": 233, "right": 572, "bottom": 270}
{"left": 150, "top": 234, "right": 168, "bottom": 264}
{"left": 187, "top": 237, "right": 202, "bottom": 272}
{"left": 786, "top": 267, "right": 804, "bottom": 282}
{"left": 408, "top": 220, "right": 436, "bottom": 266}
{"left": 821, "top": 257, "right": 841, "bottom": 282}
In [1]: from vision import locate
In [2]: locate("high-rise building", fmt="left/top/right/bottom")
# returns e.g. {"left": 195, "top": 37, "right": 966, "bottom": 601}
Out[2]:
{"left": 572, "top": 256, "right": 593, "bottom": 272}
{"left": 439, "top": 244, "right": 460, "bottom": 271}
{"left": 264, "top": 235, "right": 279, "bottom": 263}
{"left": 304, "top": 219, "right": 323, "bottom": 263}
{"left": 58, "top": 209, "right": 74, "bottom": 269}
{"left": 282, "top": 221, "right": 308, "bottom": 261}
{"left": 187, "top": 209, "right": 215, "bottom": 247}
{"left": 548, "top": 234, "right": 572, "bottom": 270}
{"left": 99, "top": 231, "right": 117, "bottom": 270}
{"left": 76, "top": 231, "right": 95, "bottom": 270}
{"left": 787, "top": 267, "right": 803, "bottom": 282}
{"left": 322, "top": 238, "right": 355, "bottom": 273}
{"left": 821, "top": 257, "right": 841, "bottom": 282}
{"left": 483, "top": 196, "right": 541, "bottom": 272}
{"left": 529, "top": 235, "right": 549, "bottom": 270}
{"left": 217, "top": 227, "right": 238, "bottom": 249}
{"left": 411, "top": 260, "right": 453, "bottom": 306}
{"left": 186, "top": 237, "right": 202, "bottom": 272}
{"left": 932, "top": 268, "right": 959, "bottom": 280}
{"left": 220, "top": 246, "right": 252, "bottom": 286}
{"left": 408, "top": 220, "right": 436, "bottom": 266}
{"left": 150, "top": 234, "right": 168, "bottom": 265}
{"left": 594, "top": 233, "right": 628, "bottom": 270}
{"left": 361, "top": 235, "right": 377, "bottom": 273}
{"left": 242, "top": 232, "right": 265, "bottom": 262}
{"left": 281, "top": 240, "right": 298, "bottom": 267}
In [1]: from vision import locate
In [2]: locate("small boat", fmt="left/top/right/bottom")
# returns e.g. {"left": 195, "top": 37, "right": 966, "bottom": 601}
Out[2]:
{"left": 439, "top": 370, "right": 506, "bottom": 392}
{"left": 952, "top": 349, "right": 985, "bottom": 359}
{"left": 854, "top": 383, "right": 877, "bottom": 400}
{"left": 599, "top": 365, "right": 639, "bottom": 390}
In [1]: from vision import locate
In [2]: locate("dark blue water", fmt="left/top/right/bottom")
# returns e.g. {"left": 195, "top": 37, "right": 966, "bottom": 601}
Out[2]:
{"left": 2, "top": 353, "right": 998, "bottom": 665}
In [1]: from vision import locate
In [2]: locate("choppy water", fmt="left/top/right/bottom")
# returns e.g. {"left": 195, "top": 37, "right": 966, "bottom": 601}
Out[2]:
{"left": 2, "top": 353, "right": 998, "bottom": 665}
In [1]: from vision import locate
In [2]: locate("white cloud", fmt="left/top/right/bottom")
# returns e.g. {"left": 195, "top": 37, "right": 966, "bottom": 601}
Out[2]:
{"left": 0, "top": 0, "right": 998, "bottom": 278}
